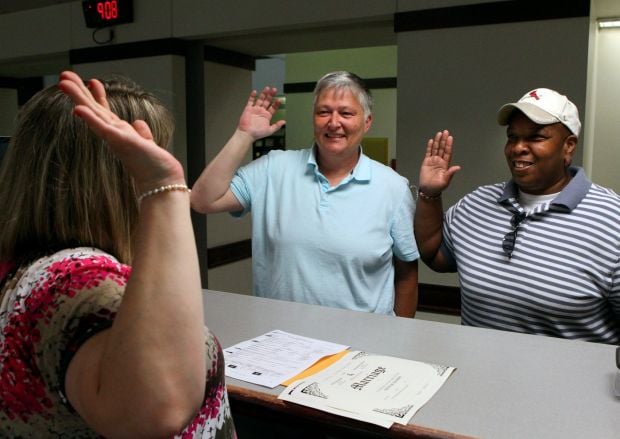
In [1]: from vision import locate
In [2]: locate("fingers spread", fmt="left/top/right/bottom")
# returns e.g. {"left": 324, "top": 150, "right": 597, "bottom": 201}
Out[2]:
{"left": 255, "top": 87, "right": 268, "bottom": 107}
{"left": 250, "top": 86, "right": 280, "bottom": 110}
{"left": 425, "top": 138, "right": 434, "bottom": 157}
{"left": 246, "top": 90, "right": 258, "bottom": 107}
{"left": 437, "top": 130, "right": 448, "bottom": 155}
{"left": 58, "top": 78, "right": 93, "bottom": 108}
{"left": 269, "top": 97, "right": 281, "bottom": 113}
{"left": 132, "top": 120, "right": 154, "bottom": 141}
{"left": 72, "top": 105, "right": 112, "bottom": 140}
{"left": 430, "top": 131, "right": 442, "bottom": 155}
{"left": 271, "top": 120, "right": 286, "bottom": 131}
{"left": 60, "top": 73, "right": 119, "bottom": 126}
{"left": 87, "top": 79, "right": 110, "bottom": 110}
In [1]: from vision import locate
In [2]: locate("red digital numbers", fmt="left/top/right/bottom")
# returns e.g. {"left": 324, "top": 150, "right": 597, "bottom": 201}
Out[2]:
{"left": 96, "top": 1, "right": 118, "bottom": 21}
{"left": 83, "top": 0, "right": 132, "bottom": 28}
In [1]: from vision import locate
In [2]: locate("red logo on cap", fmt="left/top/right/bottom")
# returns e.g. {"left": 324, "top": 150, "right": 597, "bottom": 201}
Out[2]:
{"left": 529, "top": 90, "right": 540, "bottom": 100}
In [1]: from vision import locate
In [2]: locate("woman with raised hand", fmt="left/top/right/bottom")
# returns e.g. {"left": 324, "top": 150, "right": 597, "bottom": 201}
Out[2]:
{"left": 191, "top": 71, "right": 419, "bottom": 317}
{"left": 0, "top": 71, "right": 235, "bottom": 438}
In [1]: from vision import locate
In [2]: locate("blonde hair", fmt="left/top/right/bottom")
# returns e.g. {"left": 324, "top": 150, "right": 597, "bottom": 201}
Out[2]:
{"left": 0, "top": 75, "right": 174, "bottom": 265}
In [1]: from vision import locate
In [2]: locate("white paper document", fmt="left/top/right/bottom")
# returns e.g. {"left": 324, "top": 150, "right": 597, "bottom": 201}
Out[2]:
{"left": 223, "top": 330, "right": 349, "bottom": 388}
{"left": 278, "top": 351, "right": 456, "bottom": 428}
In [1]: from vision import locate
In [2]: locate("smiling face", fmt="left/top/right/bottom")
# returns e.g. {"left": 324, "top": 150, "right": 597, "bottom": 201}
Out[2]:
{"left": 504, "top": 111, "right": 577, "bottom": 195}
{"left": 313, "top": 87, "right": 372, "bottom": 161}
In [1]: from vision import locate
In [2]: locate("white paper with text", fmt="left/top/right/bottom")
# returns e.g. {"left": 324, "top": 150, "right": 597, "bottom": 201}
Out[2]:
{"left": 223, "top": 330, "right": 349, "bottom": 388}
{"left": 278, "top": 351, "right": 455, "bottom": 428}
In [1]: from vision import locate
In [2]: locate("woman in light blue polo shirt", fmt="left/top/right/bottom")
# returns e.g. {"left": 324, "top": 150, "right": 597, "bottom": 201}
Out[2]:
{"left": 192, "top": 71, "right": 420, "bottom": 317}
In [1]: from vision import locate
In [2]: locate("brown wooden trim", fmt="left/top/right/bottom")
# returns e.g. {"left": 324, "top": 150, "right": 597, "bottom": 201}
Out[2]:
{"left": 69, "top": 38, "right": 188, "bottom": 64}
{"left": 207, "top": 239, "right": 252, "bottom": 269}
{"left": 228, "top": 384, "right": 476, "bottom": 439}
{"left": 204, "top": 45, "right": 255, "bottom": 70}
{"left": 284, "top": 77, "right": 397, "bottom": 94}
{"left": 69, "top": 38, "right": 255, "bottom": 71}
{"left": 0, "top": 77, "right": 20, "bottom": 88}
{"left": 394, "top": 0, "right": 589, "bottom": 32}
{"left": 0, "top": 76, "right": 44, "bottom": 105}
{"left": 418, "top": 283, "right": 461, "bottom": 316}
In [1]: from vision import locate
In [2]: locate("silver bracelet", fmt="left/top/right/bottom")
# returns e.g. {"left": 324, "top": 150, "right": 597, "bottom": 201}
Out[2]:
{"left": 138, "top": 184, "right": 191, "bottom": 203}
{"left": 418, "top": 190, "right": 442, "bottom": 201}
{"left": 410, "top": 185, "right": 442, "bottom": 201}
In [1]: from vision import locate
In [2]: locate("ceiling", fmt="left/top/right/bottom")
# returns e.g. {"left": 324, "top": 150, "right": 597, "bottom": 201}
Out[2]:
{"left": 0, "top": 0, "right": 395, "bottom": 77}
{"left": 0, "top": 0, "right": 75, "bottom": 15}
{"left": 0, "top": 0, "right": 75, "bottom": 77}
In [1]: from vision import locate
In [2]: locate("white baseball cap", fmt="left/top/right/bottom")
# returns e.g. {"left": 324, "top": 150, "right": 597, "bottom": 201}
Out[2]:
{"left": 497, "top": 88, "right": 581, "bottom": 136}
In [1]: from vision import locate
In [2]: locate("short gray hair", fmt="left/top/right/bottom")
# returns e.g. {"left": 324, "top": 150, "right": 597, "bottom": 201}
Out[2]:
{"left": 313, "top": 71, "right": 373, "bottom": 119}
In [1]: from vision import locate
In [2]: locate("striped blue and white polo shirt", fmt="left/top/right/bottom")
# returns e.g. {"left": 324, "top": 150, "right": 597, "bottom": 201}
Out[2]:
{"left": 441, "top": 167, "right": 620, "bottom": 343}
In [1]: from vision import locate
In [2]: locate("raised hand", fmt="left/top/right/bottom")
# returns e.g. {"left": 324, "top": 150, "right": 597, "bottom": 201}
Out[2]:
{"left": 58, "top": 71, "right": 184, "bottom": 194}
{"left": 418, "top": 130, "right": 461, "bottom": 197}
{"left": 238, "top": 86, "right": 286, "bottom": 141}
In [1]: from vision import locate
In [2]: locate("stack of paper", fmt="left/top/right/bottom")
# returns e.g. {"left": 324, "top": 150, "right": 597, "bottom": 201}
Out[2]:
{"left": 223, "top": 330, "right": 349, "bottom": 388}
{"left": 279, "top": 350, "right": 455, "bottom": 428}
{"left": 224, "top": 330, "right": 455, "bottom": 428}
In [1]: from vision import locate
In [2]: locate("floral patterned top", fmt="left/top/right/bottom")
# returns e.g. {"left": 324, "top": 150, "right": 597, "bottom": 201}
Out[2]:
{"left": 0, "top": 247, "right": 236, "bottom": 438}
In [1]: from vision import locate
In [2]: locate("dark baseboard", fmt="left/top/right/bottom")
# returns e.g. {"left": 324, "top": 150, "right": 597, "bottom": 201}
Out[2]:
{"left": 69, "top": 38, "right": 255, "bottom": 70}
{"left": 207, "top": 239, "right": 252, "bottom": 269}
{"left": 206, "top": 239, "right": 461, "bottom": 316}
{"left": 284, "top": 77, "right": 396, "bottom": 94}
{"left": 418, "top": 283, "right": 461, "bottom": 316}
{"left": 394, "top": 0, "right": 589, "bottom": 33}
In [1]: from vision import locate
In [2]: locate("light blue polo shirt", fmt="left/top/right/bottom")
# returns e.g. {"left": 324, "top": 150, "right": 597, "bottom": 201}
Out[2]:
{"left": 230, "top": 146, "right": 419, "bottom": 315}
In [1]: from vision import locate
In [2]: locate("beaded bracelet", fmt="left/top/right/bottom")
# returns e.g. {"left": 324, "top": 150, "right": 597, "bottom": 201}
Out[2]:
{"left": 138, "top": 184, "right": 191, "bottom": 203}
{"left": 418, "top": 190, "right": 442, "bottom": 201}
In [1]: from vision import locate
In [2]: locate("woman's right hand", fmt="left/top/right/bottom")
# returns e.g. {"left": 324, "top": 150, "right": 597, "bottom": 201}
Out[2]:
{"left": 60, "top": 72, "right": 207, "bottom": 438}
{"left": 418, "top": 129, "right": 461, "bottom": 197}
{"left": 237, "top": 86, "right": 286, "bottom": 141}
{"left": 58, "top": 70, "right": 185, "bottom": 194}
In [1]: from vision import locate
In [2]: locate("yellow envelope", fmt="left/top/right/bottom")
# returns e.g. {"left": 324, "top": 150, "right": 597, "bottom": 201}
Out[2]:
{"left": 281, "top": 349, "right": 350, "bottom": 386}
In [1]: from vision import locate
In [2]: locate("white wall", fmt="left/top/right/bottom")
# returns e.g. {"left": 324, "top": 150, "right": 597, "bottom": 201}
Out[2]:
{"left": 203, "top": 62, "right": 254, "bottom": 293}
{"left": 0, "top": 0, "right": 397, "bottom": 64}
{"left": 172, "top": 0, "right": 396, "bottom": 39}
{"left": 397, "top": 17, "right": 589, "bottom": 286}
{"left": 252, "top": 57, "right": 285, "bottom": 93}
{"left": 0, "top": 5, "right": 72, "bottom": 60}
{"left": 208, "top": 259, "right": 253, "bottom": 296}
{"left": 0, "top": 2, "right": 174, "bottom": 64}
{"left": 585, "top": 0, "right": 620, "bottom": 193}
{"left": 203, "top": 61, "right": 252, "bottom": 247}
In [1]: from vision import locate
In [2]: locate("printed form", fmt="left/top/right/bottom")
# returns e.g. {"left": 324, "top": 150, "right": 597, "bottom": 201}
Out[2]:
{"left": 223, "top": 329, "right": 349, "bottom": 388}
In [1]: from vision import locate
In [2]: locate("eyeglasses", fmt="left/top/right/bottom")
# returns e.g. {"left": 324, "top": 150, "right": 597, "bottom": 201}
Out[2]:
{"left": 502, "top": 212, "right": 526, "bottom": 258}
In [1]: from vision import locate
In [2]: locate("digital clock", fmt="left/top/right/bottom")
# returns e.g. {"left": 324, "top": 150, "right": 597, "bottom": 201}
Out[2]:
{"left": 82, "top": 0, "right": 134, "bottom": 28}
